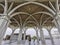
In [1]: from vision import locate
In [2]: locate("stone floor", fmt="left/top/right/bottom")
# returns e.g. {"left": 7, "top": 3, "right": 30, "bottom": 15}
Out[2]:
{"left": 1, "top": 39, "right": 60, "bottom": 45}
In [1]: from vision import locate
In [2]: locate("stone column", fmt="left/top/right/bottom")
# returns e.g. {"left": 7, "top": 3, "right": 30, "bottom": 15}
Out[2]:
{"left": 17, "top": 27, "right": 23, "bottom": 45}
{"left": 9, "top": 29, "right": 15, "bottom": 43}
{"left": 34, "top": 27, "right": 39, "bottom": 45}
{"left": 55, "top": 0, "right": 60, "bottom": 33}
{"left": 23, "top": 27, "right": 28, "bottom": 40}
{"left": 52, "top": 19, "right": 60, "bottom": 33}
{"left": 24, "top": 30, "right": 26, "bottom": 41}
{"left": 0, "top": 0, "right": 11, "bottom": 45}
{"left": 0, "top": 19, "right": 9, "bottom": 45}
{"left": 23, "top": 29, "right": 26, "bottom": 45}
{"left": 48, "top": 30, "right": 55, "bottom": 45}
{"left": 39, "top": 27, "right": 46, "bottom": 45}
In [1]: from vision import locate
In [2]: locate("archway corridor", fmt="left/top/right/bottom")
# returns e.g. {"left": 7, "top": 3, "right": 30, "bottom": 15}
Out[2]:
{"left": 0, "top": 0, "right": 60, "bottom": 45}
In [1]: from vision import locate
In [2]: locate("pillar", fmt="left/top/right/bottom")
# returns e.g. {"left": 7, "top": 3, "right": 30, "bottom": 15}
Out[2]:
{"left": 24, "top": 30, "right": 26, "bottom": 41}
{"left": 23, "top": 27, "right": 28, "bottom": 41}
{"left": 0, "top": 0, "right": 10, "bottom": 43}
{"left": 55, "top": 0, "right": 60, "bottom": 33}
{"left": 34, "top": 27, "right": 39, "bottom": 45}
{"left": 17, "top": 27, "right": 23, "bottom": 45}
{"left": 52, "top": 19, "right": 60, "bottom": 34}
{"left": 48, "top": 30, "right": 55, "bottom": 45}
{"left": 0, "top": 19, "right": 9, "bottom": 45}
{"left": 23, "top": 28, "right": 26, "bottom": 45}
{"left": 9, "top": 29, "right": 15, "bottom": 43}
{"left": 39, "top": 27, "right": 46, "bottom": 45}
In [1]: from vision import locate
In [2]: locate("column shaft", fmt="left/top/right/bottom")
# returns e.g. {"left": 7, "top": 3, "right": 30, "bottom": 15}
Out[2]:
{"left": 17, "top": 28, "right": 23, "bottom": 44}
{"left": 48, "top": 31, "right": 55, "bottom": 45}
{"left": 24, "top": 30, "right": 26, "bottom": 40}
{"left": 39, "top": 28, "right": 46, "bottom": 45}
{"left": 9, "top": 30, "right": 15, "bottom": 43}
{"left": 53, "top": 19, "right": 60, "bottom": 33}
{"left": 34, "top": 28, "right": 39, "bottom": 45}
{"left": 0, "top": 20, "right": 9, "bottom": 45}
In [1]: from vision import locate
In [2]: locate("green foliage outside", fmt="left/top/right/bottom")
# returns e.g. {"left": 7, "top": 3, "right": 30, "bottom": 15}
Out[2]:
{"left": 32, "top": 36, "right": 37, "bottom": 40}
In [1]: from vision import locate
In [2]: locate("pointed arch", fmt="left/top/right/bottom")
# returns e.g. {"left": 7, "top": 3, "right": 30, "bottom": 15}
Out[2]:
{"left": 8, "top": 2, "right": 55, "bottom": 15}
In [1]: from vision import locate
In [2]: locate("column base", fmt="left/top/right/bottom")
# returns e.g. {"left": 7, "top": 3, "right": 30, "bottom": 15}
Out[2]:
{"left": 17, "top": 40, "right": 25, "bottom": 45}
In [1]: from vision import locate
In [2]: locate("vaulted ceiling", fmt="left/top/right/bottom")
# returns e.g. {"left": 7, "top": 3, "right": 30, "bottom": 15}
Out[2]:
{"left": 9, "top": 3, "right": 55, "bottom": 28}
{"left": 0, "top": 0, "right": 56, "bottom": 2}
{"left": 0, "top": 0, "right": 56, "bottom": 28}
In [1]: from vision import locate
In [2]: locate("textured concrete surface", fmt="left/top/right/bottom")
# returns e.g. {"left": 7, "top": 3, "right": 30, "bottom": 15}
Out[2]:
{"left": 1, "top": 39, "right": 60, "bottom": 45}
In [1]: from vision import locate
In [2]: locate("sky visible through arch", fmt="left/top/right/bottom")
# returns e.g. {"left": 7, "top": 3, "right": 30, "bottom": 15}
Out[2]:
{"left": 4, "top": 27, "right": 59, "bottom": 38}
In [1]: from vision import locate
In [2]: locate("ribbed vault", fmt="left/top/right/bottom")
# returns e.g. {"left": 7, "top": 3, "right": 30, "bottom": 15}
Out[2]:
{"left": 10, "top": 3, "right": 55, "bottom": 28}
{"left": 0, "top": 0, "right": 60, "bottom": 45}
